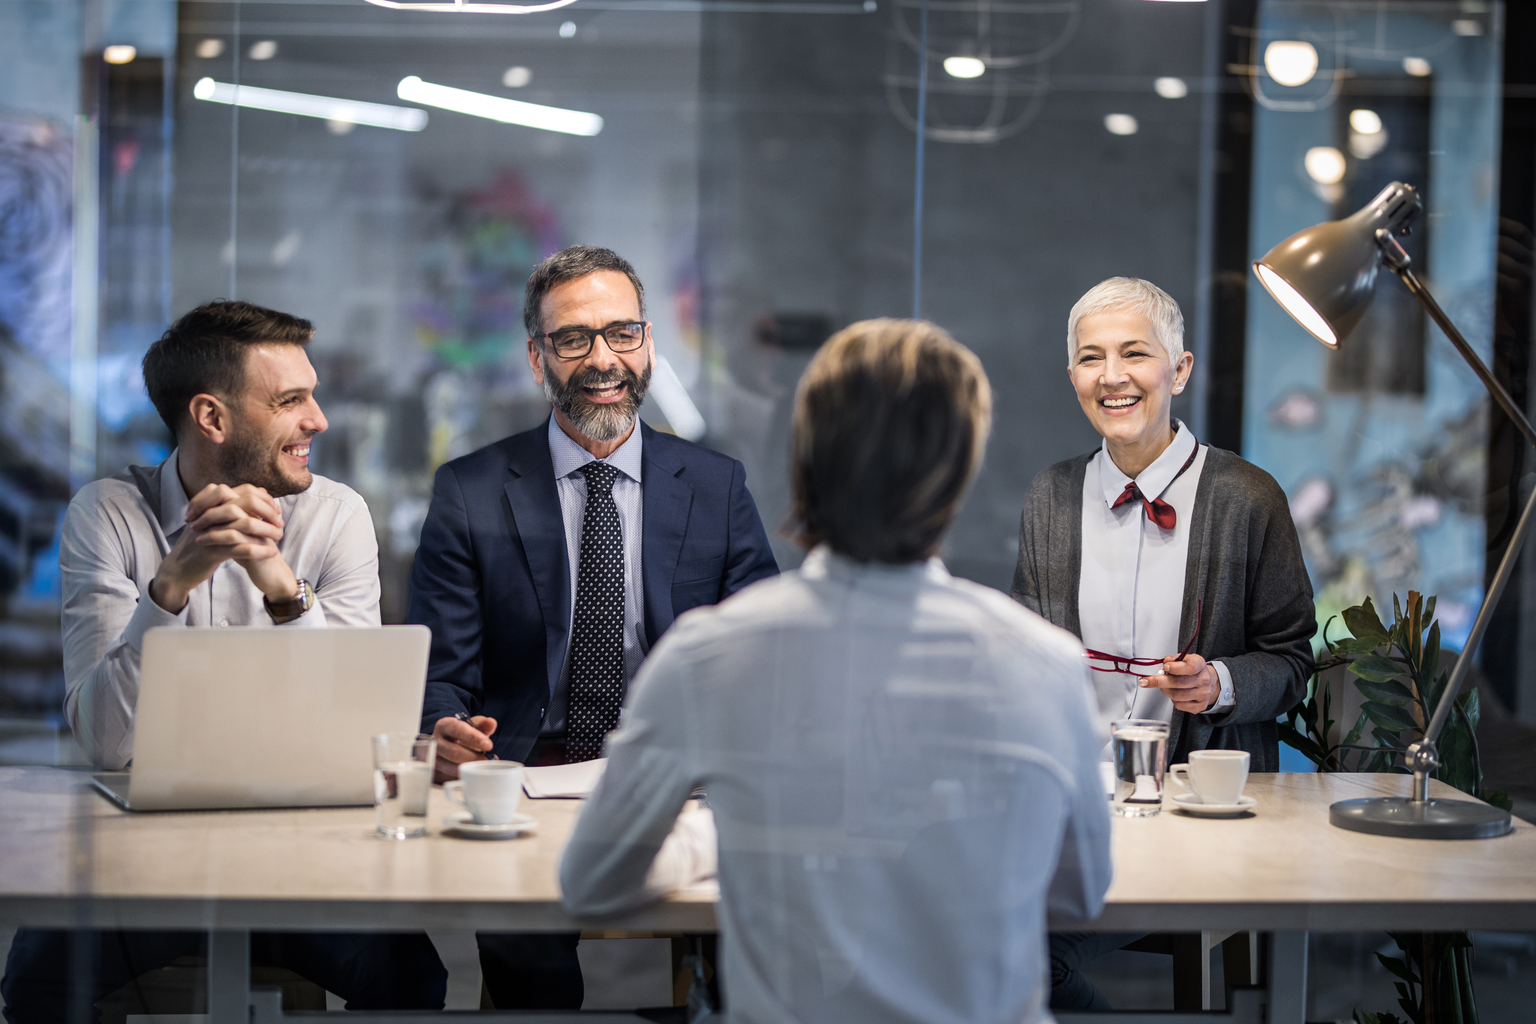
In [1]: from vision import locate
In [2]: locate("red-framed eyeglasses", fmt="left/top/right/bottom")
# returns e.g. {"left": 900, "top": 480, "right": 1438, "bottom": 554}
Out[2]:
{"left": 1083, "top": 599, "right": 1202, "bottom": 676}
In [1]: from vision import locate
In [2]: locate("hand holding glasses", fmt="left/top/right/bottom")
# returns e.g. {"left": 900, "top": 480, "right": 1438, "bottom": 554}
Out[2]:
{"left": 1085, "top": 600, "right": 1220, "bottom": 714}
{"left": 538, "top": 320, "right": 649, "bottom": 360}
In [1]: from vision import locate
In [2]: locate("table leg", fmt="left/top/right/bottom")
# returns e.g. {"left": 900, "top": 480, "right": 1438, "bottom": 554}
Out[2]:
{"left": 1265, "top": 931, "right": 1308, "bottom": 1024}
{"left": 208, "top": 929, "right": 250, "bottom": 1024}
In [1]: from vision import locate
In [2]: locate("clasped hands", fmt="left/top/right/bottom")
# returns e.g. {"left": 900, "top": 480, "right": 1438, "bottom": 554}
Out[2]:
{"left": 149, "top": 483, "right": 299, "bottom": 614}
{"left": 1138, "top": 653, "right": 1220, "bottom": 714}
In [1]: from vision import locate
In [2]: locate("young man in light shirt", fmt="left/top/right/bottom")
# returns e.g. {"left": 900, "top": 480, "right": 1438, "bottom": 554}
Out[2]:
{"left": 559, "top": 318, "right": 1112, "bottom": 1024}
{"left": 1, "top": 301, "right": 446, "bottom": 1023}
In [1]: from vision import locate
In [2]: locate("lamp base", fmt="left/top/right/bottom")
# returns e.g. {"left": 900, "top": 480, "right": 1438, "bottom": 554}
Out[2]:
{"left": 1330, "top": 797, "right": 1513, "bottom": 840}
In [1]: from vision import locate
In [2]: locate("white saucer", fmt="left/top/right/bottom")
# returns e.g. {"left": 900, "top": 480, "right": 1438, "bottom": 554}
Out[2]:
{"left": 442, "top": 812, "right": 538, "bottom": 839}
{"left": 1171, "top": 793, "right": 1256, "bottom": 818}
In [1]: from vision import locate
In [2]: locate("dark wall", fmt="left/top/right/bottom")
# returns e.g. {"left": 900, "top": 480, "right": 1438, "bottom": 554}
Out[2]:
{"left": 696, "top": 0, "right": 1208, "bottom": 589}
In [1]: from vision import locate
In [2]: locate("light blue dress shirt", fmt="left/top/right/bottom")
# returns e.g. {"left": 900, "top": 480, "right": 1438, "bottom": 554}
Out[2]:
{"left": 544, "top": 414, "right": 648, "bottom": 734}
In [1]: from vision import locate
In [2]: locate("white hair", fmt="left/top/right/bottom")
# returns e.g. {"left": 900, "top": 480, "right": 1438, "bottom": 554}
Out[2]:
{"left": 1066, "top": 277, "right": 1185, "bottom": 367}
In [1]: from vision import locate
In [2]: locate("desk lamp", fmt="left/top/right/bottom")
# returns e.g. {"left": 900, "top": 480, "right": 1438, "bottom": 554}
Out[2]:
{"left": 1252, "top": 180, "right": 1516, "bottom": 839}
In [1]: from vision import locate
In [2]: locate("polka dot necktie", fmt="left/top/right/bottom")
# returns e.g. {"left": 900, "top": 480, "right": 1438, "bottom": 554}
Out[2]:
{"left": 567, "top": 461, "right": 625, "bottom": 763}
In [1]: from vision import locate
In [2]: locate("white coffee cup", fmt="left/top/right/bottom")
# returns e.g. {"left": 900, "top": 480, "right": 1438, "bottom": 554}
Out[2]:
{"left": 1168, "top": 749, "right": 1249, "bottom": 805}
{"left": 444, "top": 760, "right": 526, "bottom": 825}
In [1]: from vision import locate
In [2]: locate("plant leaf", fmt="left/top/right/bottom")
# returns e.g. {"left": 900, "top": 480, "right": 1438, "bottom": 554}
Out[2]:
{"left": 1376, "top": 953, "right": 1419, "bottom": 984}
{"left": 1345, "top": 598, "right": 1391, "bottom": 641}
{"left": 1342, "top": 707, "right": 1369, "bottom": 748}
{"left": 1423, "top": 594, "right": 1436, "bottom": 628}
{"left": 1351, "top": 655, "right": 1406, "bottom": 683}
{"left": 1335, "top": 636, "right": 1384, "bottom": 657}
{"left": 1364, "top": 700, "right": 1421, "bottom": 733}
{"left": 1355, "top": 678, "right": 1416, "bottom": 706}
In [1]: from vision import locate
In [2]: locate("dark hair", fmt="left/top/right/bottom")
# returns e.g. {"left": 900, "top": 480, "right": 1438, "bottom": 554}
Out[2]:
{"left": 142, "top": 300, "right": 314, "bottom": 438}
{"left": 790, "top": 319, "right": 992, "bottom": 564}
{"left": 523, "top": 245, "right": 646, "bottom": 338}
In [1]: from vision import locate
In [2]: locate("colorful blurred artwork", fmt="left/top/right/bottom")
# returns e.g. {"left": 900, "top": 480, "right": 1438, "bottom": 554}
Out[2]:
{"left": 411, "top": 168, "right": 561, "bottom": 369}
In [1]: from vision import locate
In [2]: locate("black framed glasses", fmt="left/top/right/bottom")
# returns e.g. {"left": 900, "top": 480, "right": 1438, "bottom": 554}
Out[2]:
{"left": 537, "top": 321, "right": 649, "bottom": 360}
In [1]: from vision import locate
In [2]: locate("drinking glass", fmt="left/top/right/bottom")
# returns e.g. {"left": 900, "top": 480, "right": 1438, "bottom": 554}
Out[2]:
{"left": 1110, "top": 719, "right": 1168, "bottom": 817}
{"left": 373, "top": 732, "right": 435, "bottom": 839}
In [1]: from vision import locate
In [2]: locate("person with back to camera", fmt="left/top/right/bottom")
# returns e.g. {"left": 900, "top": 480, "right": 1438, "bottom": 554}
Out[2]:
{"left": 1011, "top": 277, "right": 1316, "bottom": 1010}
{"left": 1, "top": 301, "right": 446, "bottom": 1024}
{"left": 558, "top": 318, "right": 1113, "bottom": 1024}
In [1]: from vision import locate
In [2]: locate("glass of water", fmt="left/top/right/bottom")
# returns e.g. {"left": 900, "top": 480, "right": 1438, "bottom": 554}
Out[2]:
{"left": 1109, "top": 719, "right": 1168, "bottom": 817}
{"left": 373, "top": 732, "right": 435, "bottom": 839}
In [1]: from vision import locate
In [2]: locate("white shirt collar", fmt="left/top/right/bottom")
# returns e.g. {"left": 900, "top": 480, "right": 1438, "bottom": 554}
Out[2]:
{"left": 547, "top": 413, "right": 644, "bottom": 483}
{"left": 1096, "top": 419, "right": 1197, "bottom": 508}
{"left": 158, "top": 449, "right": 190, "bottom": 537}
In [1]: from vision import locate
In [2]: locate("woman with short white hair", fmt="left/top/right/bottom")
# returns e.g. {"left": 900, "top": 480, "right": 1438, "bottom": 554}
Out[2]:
{"left": 1011, "top": 277, "right": 1316, "bottom": 1009}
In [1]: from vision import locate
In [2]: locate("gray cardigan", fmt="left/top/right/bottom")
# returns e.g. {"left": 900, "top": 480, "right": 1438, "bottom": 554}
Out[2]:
{"left": 1010, "top": 446, "right": 1316, "bottom": 771}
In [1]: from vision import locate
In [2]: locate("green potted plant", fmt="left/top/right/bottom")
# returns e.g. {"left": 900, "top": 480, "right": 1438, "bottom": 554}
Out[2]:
{"left": 1280, "top": 590, "right": 1512, "bottom": 1024}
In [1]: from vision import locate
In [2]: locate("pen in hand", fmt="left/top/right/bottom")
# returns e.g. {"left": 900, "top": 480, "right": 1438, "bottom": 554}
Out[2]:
{"left": 453, "top": 711, "right": 498, "bottom": 760}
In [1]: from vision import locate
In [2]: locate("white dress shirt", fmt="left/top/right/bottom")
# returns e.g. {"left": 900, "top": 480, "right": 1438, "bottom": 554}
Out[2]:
{"left": 60, "top": 450, "right": 382, "bottom": 770}
{"left": 545, "top": 415, "right": 647, "bottom": 734}
{"left": 1079, "top": 421, "right": 1234, "bottom": 735}
{"left": 561, "top": 546, "right": 1113, "bottom": 1024}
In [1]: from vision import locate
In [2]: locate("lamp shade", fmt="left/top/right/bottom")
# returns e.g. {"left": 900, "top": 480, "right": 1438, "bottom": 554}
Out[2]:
{"left": 1252, "top": 181, "right": 1421, "bottom": 348}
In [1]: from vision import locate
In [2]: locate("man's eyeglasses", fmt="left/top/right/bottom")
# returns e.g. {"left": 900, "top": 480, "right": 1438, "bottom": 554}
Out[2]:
{"left": 1084, "top": 600, "right": 1202, "bottom": 676}
{"left": 537, "top": 321, "right": 648, "bottom": 360}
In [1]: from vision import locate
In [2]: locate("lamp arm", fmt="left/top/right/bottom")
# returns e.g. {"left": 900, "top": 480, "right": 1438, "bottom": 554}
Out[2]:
{"left": 1394, "top": 266, "right": 1536, "bottom": 449}
{"left": 1389, "top": 264, "right": 1536, "bottom": 794}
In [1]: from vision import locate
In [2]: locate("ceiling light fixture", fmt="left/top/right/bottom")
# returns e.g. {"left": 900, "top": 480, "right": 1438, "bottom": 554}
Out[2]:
{"left": 1104, "top": 113, "right": 1138, "bottom": 136}
{"left": 1303, "top": 146, "right": 1346, "bottom": 185}
{"left": 364, "top": 0, "right": 579, "bottom": 12}
{"left": 503, "top": 66, "right": 532, "bottom": 88}
{"left": 103, "top": 45, "right": 137, "bottom": 64}
{"left": 1348, "top": 108, "right": 1382, "bottom": 135}
{"left": 193, "top": 78, "right": 429, "bottom": 131}
{"left": 397, "top": 76, "right": 602, "bottom": 136}
{"left": 1402, "top": 56, "right": 1431, "bottom": 77}
{"left": 249, "top": 40, "right": 278, "bottom": 60}
{"left": 942, "top": 56, "right": 985, "bottom": 79}
{"left": 1263, "top": 40, "right": 1318, "bottom": 87}
{"left": 1153, "top": 77, "right": 1188, "bottom": 99}
{"left": 195, "top": 38, "right": 224, "bottom": 59}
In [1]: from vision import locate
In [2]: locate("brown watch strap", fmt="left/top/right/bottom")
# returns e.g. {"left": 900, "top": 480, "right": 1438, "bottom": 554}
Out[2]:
{"left": 264, "top": 578, "right": 314, "bottom": 624}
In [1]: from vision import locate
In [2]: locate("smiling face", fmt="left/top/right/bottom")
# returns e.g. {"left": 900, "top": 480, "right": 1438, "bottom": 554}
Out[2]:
{"left": 216, "top": 343, "right": 328, "bottom": 497}
{"left": 526, "top": 269, "right": 654, "bottom": 446}
{"left": 1069, "top": 308, "right": 1193, "bottom": 461}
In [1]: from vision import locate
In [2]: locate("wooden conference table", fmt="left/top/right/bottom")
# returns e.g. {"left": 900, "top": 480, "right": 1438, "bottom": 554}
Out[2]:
{"left": 1, "top": 767, "right": 1532, "bottom": 1024}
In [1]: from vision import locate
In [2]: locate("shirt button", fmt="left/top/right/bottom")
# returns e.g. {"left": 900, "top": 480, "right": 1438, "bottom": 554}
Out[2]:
{"left": 219, "top": 619, "right": 229, "bottom": 627}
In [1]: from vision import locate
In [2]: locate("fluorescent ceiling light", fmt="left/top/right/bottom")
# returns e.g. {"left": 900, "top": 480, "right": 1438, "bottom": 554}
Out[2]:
{"left": 943, "top": 56, "right": 985, "bottom": 79}
{"left": 397, "top": 76, "right": 602, "bottom": 136}
{"left": 364, "top": 0, "right": 580, "bottom": 12}
{"left": 650, "top": 356, "right": 706, "bottom": 441}
{"left": 193, "top": 78, "right": 428, "bottom": 131}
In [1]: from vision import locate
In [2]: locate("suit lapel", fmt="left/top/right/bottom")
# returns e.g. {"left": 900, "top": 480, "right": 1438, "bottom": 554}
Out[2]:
{"left": 640, "top": 424, "right": 693, "bottom": 644}
{"left": 503, "top": 432, "right": 571, "bottom": 700}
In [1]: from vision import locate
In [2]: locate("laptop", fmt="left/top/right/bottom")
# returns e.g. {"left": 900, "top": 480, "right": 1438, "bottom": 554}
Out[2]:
{"left": 92, "top": 625, "right": 430, "bottom": 812}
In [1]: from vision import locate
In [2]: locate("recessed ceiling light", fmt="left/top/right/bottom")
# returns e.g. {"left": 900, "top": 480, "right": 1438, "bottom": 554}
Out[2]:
{"left": 249, "top": 40, "right": 278, "bottom": 61}
{"left": 558, "top": 21, "right": 577, "bottom": 37}
{"left": 1154, "top": 77, "right": 1188, "bottom": 99}
{"left": 1264, "top": 40, "right": 1318, "bottom": 87}
{"left": 103, "top": 45, "right": 136, "bottom": 65}
{"left": 1402, "top": 57, "right": 1432, "bottom": 77}
{"left": 1348, "top": 109, "right": 1382, "bottom": 135}
{"left": 195, "top": 38, "right": 224, "bottom": 59}
{"left": 1104, "top": 113, "right": 1138, "bottom": 136}
{"left": 943, "top": 56, "right": 985, "bottom": 79}
{"left": 503, "top": 66, "right": 532, "bottom": 88}
{"left": 1304, "top": 146, "right": 1346, "bottom": 185}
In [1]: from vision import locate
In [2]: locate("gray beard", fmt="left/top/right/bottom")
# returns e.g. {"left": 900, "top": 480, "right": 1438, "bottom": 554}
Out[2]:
{"left": 541, "top": 354, "right": 652, "bottom": 443}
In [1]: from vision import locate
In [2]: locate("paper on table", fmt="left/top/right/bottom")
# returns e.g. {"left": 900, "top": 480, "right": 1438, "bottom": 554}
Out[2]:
{"left": 522, "top": 758, "right": 606, "bottom": 799}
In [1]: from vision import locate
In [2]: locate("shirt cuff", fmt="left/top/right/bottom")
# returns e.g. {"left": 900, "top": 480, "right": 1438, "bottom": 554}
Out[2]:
{"left": 1202, "top": 660, "right": 1235, "bottom": 714}
{"left": 122, "top": 579, "right": 190, "bottom": 651}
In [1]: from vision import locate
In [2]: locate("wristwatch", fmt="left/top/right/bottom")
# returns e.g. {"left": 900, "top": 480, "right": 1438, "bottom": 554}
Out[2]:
{"left": 264, "top": 578, "right": 315, "bottom": 624}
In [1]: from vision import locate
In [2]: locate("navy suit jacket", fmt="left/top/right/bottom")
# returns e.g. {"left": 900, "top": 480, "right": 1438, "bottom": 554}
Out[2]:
{"left": 408, "top": 419, "right": 779, "bottom": 762}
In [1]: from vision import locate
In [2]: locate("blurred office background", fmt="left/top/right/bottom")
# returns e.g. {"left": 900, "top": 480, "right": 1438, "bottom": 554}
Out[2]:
{"left": 1, "top": 0, "right": 1535, "bottom": 1014}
